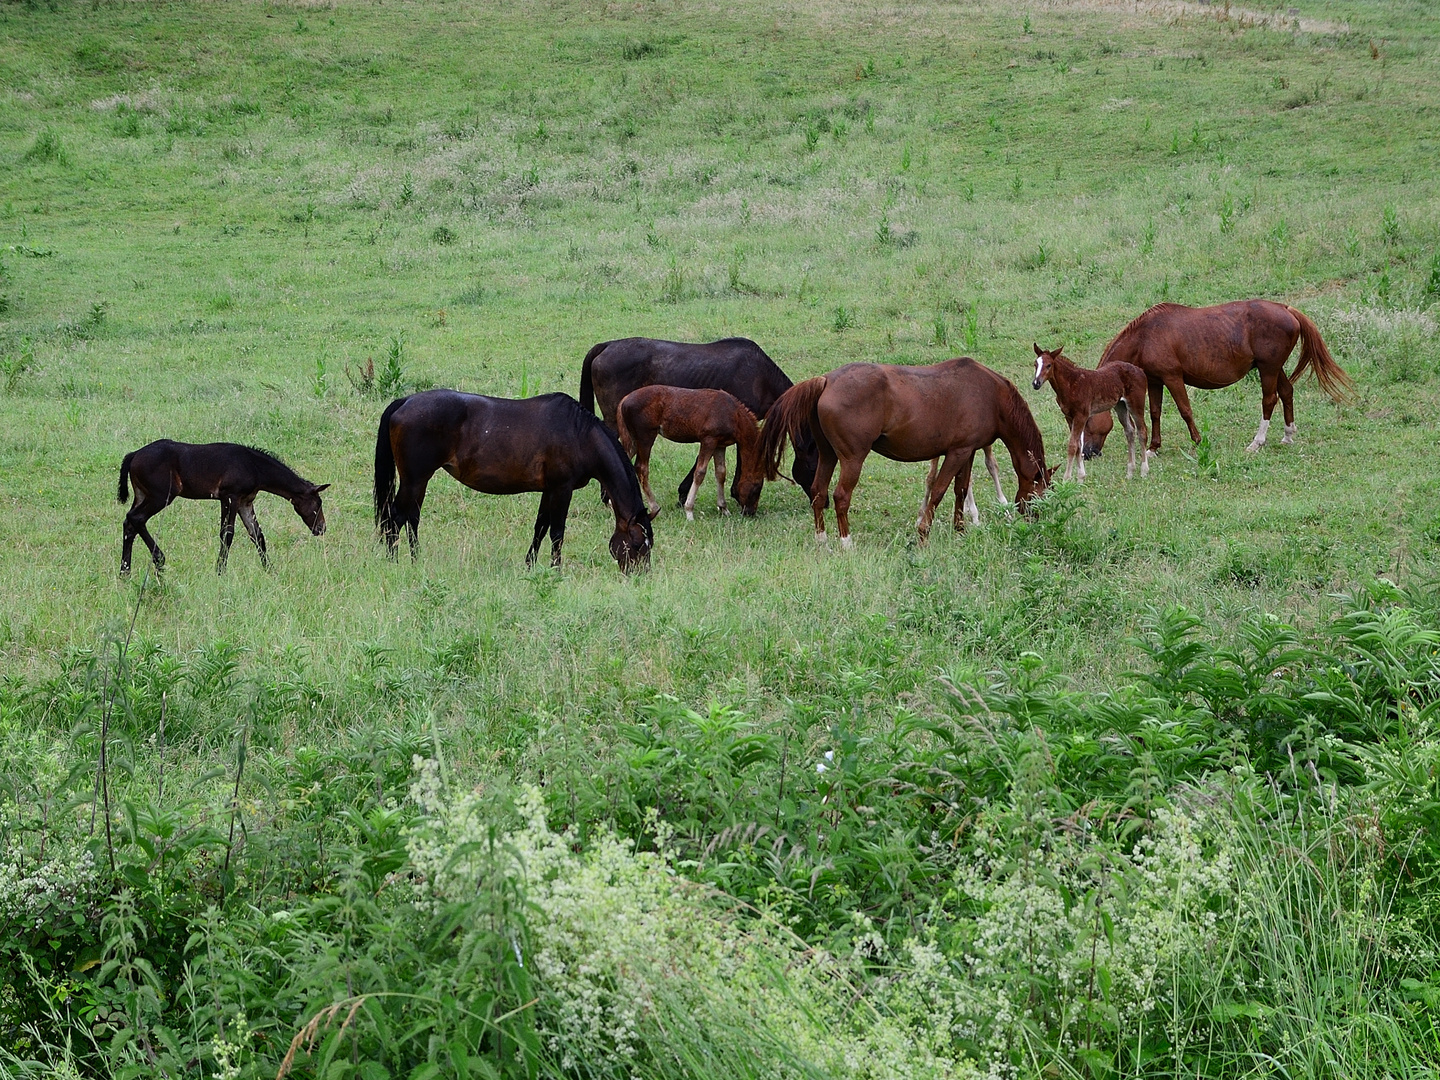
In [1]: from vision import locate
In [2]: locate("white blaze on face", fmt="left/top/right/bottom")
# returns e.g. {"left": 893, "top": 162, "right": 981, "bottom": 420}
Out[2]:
{"left": 1034, "top": 355, "right": 1045, "bottom": 384}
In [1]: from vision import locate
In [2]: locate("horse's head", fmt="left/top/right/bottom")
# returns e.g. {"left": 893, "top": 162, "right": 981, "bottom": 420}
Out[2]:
{"left": 1031, "top": 342, "right": 1066, "bottom": 390}
{"left": 291, "top": 483, "right": 330, "bottom": 535}
{"left": 790, "top": 436, "right": 819, "bottom": 496}
{"left": 734, "top": 473, "right": 764, "bottom": 517}
{"left": 1015, "top": 455, "right": 1058, "bottom": 511}
{"left": 609, "top": 511, "right": 654, "bottom": 573}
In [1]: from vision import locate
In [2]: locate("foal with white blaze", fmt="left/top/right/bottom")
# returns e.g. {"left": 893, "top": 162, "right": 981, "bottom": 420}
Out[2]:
{"left": 1032, "top": 343, "right": 1152, "bottom": 481}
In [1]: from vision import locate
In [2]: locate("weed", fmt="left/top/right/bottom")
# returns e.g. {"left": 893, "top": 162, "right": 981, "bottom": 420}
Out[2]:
{"left": 431, "top": 223, "right": 456, "bottom": 245}
{"left": 1219, "top": 190, "right": 1235, "bottom": 234}
{"left": 1382, "top": 203, "right": 1400, "bottom": 245}
{"left": 899, "top": 144, "right": 911, "bottom": 172}
{"left": 875, "top": 215, "right": 893, "bottom": 246}
{"left": 1141, "top": 217, "right": 1156, "bottom": 254}
{"left": 832, "top": 304, "right": 853, "bottom": 332}
{"left": 660, "top": 259, "right": 686, "bottom": 304}
{"left": 1, "top": 337, "right": 35, "bottom": 393}
{"left": 309, "top": 357, "right": 328, "bottom": 399}
{"left": 803, "top": 123, "right": 820, "bottom": 152}
{"left": 933, "top": 316, "right": 947, "bottom": 347}
{"left": 963, "top": 300, "right": 979, "bottom": 350}
{"left": 1010, "top": 173, "right": 1022, "bottom": 199}
{"left": 399, "top": 172, "right": 414, "bottom": 206}
{"left": 21, "top": 129, "right": 66, "bottom": 165}
{"left": 1022, "top": 12, "right": 1032, "bottom": 34}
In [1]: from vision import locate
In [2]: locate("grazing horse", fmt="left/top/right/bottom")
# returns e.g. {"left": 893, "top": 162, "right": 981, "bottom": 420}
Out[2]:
{"left": 1079, "top": 300, "right": 1353, "bottom": 456}
{"left": 760, "top": 358, "right": 1053, "bottom": 548}
{"left": 1032, "top": 343, "right": 1151, "bottom": 481}
{"left": 116, "top": 441, "right": 328, "bottom": 575}
{"left": 374, "top": 390, "right": 654, "bottom": 571}
{"left": 616, "top": 386, "right": 766, "bottom": 520}
{"left": 579, "top": 336, "right": 818, "bottom": 502}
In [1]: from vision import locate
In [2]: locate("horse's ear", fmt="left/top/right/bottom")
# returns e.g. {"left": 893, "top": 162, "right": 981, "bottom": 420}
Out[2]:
{"left": 1054, "top": 344, "right": 1065, "bottom": 357}
{"left": 1033, "top": 342, "right": 1043, "bottom": 356}
{"left": 648, "top": 507, "right": 661, "bottom": 522}
{"left": 313, "top": 483, "right": 331, "bottom": 493}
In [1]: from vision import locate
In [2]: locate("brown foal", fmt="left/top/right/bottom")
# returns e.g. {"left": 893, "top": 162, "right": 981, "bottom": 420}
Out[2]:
{"left": 616, "top": 385, "right": 765, "bottom": 520}
{"left": 1032, "top": 344, "right": 1151, "bottom": 482}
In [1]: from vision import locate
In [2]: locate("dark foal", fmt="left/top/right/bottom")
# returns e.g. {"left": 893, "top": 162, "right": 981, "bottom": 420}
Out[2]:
{"left": 117, "top": 441, "right": 328, "bottom": 575}
{"left": 1032, "top": 344, "right": 1151, "bottom": 481}
{"left": 616, "top": 386, "right": 766, "bottom": 520}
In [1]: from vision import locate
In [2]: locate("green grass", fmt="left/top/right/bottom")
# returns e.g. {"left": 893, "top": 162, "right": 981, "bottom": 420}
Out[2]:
{"left": 2, "top": 1, "right": 1440, "bottom": 1076}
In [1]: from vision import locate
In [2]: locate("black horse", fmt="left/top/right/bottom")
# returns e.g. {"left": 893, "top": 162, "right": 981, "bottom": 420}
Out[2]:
{"left": 117, "top": 441, "right": 329, "bottom": 575}
{"left": 579, "top": 336, "right": 818, "bottom": 504}
{"left": 374, "top": 390, "right": 654, "bottom": 571}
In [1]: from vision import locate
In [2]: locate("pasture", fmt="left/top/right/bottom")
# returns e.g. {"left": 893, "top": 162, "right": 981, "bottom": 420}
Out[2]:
{"left": 2, "top": 0, "right": 1440, "bottom": 1077}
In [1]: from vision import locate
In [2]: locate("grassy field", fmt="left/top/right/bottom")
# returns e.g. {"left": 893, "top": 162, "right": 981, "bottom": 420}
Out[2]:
{"left": 3, "top": 0, "right": 1440, "bottom": 1077}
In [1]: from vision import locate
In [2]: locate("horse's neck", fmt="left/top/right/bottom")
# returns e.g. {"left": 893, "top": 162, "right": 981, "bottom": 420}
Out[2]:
{"left": 1050, "top": 360, "right": 1084, "bottom": 403}
{"left": 995, "top": 390, "right": 1043, "bottom": 483}
{"left": 733, "top": 412, "right": 760, "bottom": 475}
{"left": 594, "top": 434, "right": 645, "bottom": 520}
{"left": 254, "top": 457, "right": 304, "bottom": 497}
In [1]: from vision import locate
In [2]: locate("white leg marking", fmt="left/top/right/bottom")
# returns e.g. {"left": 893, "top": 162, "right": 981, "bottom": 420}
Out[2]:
{"left": 985, "top": 448, "right": 1007, "bottom": 504}
{"left": 963, "top": 486, "right": 979, "bottom": 526}
{"left": 1141, "top": 448, "right": 1152, "bottom": 478}
{"left": 815, "top": 530, "right": 828, "bottom": 545}
{"left": 1282, "top": 422, "right": 1297, "bottom": 445}
{"left": 686, "top": 463, "right": 705, "bottom": 521}
{"left": 840, "top": 533, "right": 854, "bottom": 550}
{"left": 714, "top": 446, "right": 728, "bottom": 514}
{"left": 1246, "top": 417, "right": 1270, "bottom": 453}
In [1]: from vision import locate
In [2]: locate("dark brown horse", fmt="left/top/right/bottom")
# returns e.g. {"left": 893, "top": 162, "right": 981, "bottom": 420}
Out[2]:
{"left": 760, "top": 358, "right": 1052, "bottom": 547}
{"left": 1032, "top": 343, "right": 1151, "bottom": 481}
{"left": 1080, "top": 300, "right": 1352, "bottom": 455}
{"left": 616, "top": 386, "right": 765, "bottom": 520}
{"left": 117, "top": 441, "right": 328, "bottom": 575}
{"left": 374, "top": 390, "right": 654, "bottom": 571}
{"left": 580, "top": 336, "right": 817, "bottom": 502}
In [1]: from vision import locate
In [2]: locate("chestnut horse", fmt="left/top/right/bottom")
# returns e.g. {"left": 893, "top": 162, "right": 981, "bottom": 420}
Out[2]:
{"left": 374, "top": 390, "right": 653, "bottom": 571}
{"left": 579, "top": 336, "right": 818, "bottom": 501}
{"left": 1080, "top": 300, "right": 1352, "bottom": 455}
{"left": 760, "top": 358, "right": 1052, "bottom": 548}
{"left": 616, "top": 386, "right": 765, "bottom": 520}
{"left": 1032, "top": 344, "right": 1151, "bottom": 481}
{"left": 117, "top": 441, "right": 328, "bottom": 575}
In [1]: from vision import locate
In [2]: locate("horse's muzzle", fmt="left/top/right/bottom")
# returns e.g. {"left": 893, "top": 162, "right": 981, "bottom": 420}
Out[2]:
{"left": 1032, "top": 377, "right": 1043, "bottom": 390}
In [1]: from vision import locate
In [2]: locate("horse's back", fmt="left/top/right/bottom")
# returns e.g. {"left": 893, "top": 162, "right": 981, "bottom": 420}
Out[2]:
{"left": 590, "top": 337, "right": 788, "bottom": 418}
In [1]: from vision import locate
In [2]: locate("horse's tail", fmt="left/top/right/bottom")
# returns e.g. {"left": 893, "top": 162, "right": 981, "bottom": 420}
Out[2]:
{"left": 579, "top": 341, "right": 609, "bottom": 415}
{"left": 1286, "top": 306, "right": 1354, "bottom": 403}
{"left": 760, "top": 376, "right": 826, "bottom": 481}
{"left": 615, "top": 398, "right": 636, "bottom": 458}
{"left": 117, "top": 452, "right": 135, "bottom": 503}
{"left": 374, "top": 396, "right": 409, "bottom": 527}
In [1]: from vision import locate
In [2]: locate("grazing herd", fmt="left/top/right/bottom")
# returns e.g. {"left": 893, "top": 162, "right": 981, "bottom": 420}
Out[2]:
{"left": 116, "top": 298, "right": 1353, "bottom": 575}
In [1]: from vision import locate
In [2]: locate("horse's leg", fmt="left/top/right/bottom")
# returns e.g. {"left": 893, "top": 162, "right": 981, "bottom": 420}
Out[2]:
{"left": 685, "top": 446, "right": 713, "bottom": 521}
{"left": 956, "top": 452, "right": 979, "bottom": 530}
{"left": 634, "top": 436, "right": 660, "bottom": 519}
{"left": 985, "top": 445, "right": 1007, "bottom": 504}
{"left": 237, "top": 499, "right": 268, "bottom": 569}
{"left": 920, "top": 457, "right": 940, "bottom": 524}
{"left": 713, "top": 445, "right": 729, "bottom": 515}
{"left": 1115, "top": 402, "right": 1138, "bottom": 479}
{"left": 918, "top": 453, "right": 967, "bottom": 540}
{"left": 395, "top": 472, "right": 432, "bottom": 561}
{"left": 1164, "top": 377, "right": 1202, "bottom": 444}
{"left": 216, "top": 497, "right": 238, "bottom": 574}
{"left": 1147, "top": 375, "right": 1164, "bottom": 451}
{"left": 123, "top": 501, "right": 158, "bottom": 575}
{"left": 678, "top": 456, "right": 699, "bottom": 508}
{"left": 831, "top": 453, "right": 868, "bottom": 550}
{"left": 546, "top": 488, "right": 574, "bottom": 568}
{"left": 1277, "top": 369, "right": 1297, "bottom": 444}
{"left": 1065, "top": 418, "right": 1085, "bottom": 482}
{"left": 810, "top": 447, "right": 838, "bottom": 544}
{"left": 1246, "top": 368, "right": 1281, "bottom": 452}
{"left": 526, "top": 491, "right": 552, "bottom": 567}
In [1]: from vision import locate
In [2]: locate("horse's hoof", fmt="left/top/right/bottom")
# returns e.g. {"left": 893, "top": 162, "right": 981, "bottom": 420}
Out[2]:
{"left": 685, "top": 511, "right": 695, "bottom": 521}
{"left": 839, "top": 534, "right": 854, "bottom": 550}
{"left": 815, "top": 531, "right": 828, "bottom": 546}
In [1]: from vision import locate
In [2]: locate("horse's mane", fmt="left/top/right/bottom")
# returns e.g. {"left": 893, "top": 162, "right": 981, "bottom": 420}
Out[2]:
{"left": 996, "top": 376, "right": 1046, "bottom": 471}
{"left": 242, "top": 445, "right": 302, "bottom": 480}
{"left": 1099, "top": 303, "right": 1181, "bottom": 365}
{"left": 556, "top": 394, "right": 652, "bottom": 528}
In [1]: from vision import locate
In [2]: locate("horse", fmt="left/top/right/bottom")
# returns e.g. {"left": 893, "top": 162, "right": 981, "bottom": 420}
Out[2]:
{"left": 116, "top": 441, "right": 328, "bottom": 575}
{"left": 1032, "top": 343, "right": 1151, "bottom": 481}
{"left": 615, "top": 386, "right": 766, "bottom": 521}
{"left": 759, "top": 357, "right": 1053, "bottom": 548}
{"left": 1078, "top": 300, "right": 1353, "bottom": 456}
{"left": 579, "top": 336, "right": 818, "bottom": 503}
{"left": 374, "top": 389, "right": 654, "bottom": 572}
